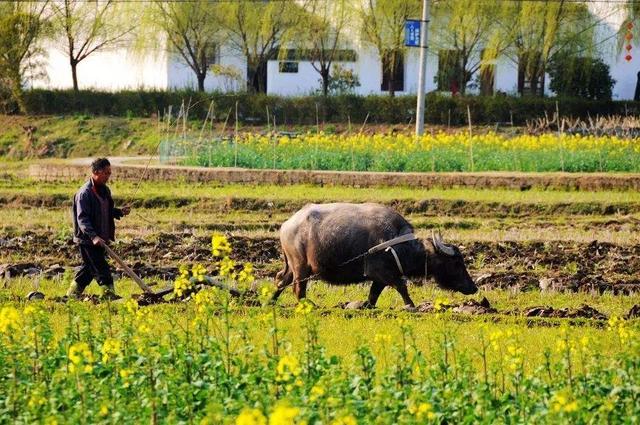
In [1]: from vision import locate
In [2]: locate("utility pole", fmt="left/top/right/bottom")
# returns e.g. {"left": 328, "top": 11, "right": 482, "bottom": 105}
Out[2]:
{"left": 415, "top": 0, "right": 430, "bottom": 136}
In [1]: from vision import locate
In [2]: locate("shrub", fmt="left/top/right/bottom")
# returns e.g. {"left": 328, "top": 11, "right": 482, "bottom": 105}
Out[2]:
{"left": 548, "top": 56, "right": 615, "bottom": 100}
{"left": 19, "top": 88, "right": 640, "bottom": 125}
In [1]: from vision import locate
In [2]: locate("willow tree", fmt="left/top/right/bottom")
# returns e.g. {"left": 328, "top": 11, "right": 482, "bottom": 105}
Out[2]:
{"left": 144, "top": 1, "right": 222, "bottom": 92}
{"left": 497, "top": 0, "right": 597, "bottom": 96}
{"left": 50, "top": 0, "right": 134, "bottom": 92}
{"left": 0, "top": 1, "right": 49, "bottom": 113}
{"left": 219, "top": 0, "right": 298, "bottom": 93}
{"left": 288, "top": 0, "right": 351, "bottom": 96}
{"left": 358, "top": 0, "right": 420, "bottom": 97}
{"left": 430, "top": 0, "right": 504, "bottom": 95}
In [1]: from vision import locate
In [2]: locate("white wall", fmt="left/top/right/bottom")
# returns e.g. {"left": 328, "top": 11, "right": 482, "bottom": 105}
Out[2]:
{"left": 267, "top": 61, "right": 324, "bottom": 95}
{"left": 167, "top": 45, "right": 247, "bottom": 92}
{"left": 32, "top": 41, "right": 169, "bottom": 90}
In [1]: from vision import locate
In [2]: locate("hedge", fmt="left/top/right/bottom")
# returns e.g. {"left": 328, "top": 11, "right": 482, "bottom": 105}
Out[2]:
{"left": 19, "top": 89, "right": 640, "bottom": 125}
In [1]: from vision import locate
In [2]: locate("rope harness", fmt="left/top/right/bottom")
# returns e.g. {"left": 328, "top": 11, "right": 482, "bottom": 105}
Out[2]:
{"left": 290, "top": 233, "right": 422, "bottom": 286}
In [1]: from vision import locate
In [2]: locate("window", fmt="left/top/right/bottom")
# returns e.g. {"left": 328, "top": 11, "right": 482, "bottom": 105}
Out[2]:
{"left": 381, "top": 51, "right": 404, "bottom": 92}
{"left": 279, "top": 61, "right": 299, "bottom": 73}
{"left": 280, "top": 49, "right": 357, "bottom": 62}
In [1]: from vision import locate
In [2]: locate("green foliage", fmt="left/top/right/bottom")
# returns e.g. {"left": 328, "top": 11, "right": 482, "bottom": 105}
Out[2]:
{"left": 324, "top": 65, "right": 361, "bottom": 95}
{"left": 287, "top": 0, "right": 352, "bottom": 96}
{"left": 548, "top": 56, "right": 615, "bottom": 100}
{"left": 218, "top": 0, "right": 298, "bottom": 93}
{"left": 0, "top": 2, "right": 49, "bottom": 113}
{"left": 358, "top": 0, "right": 419, "bottom": 96}
{"left": 19, "top": 89, "right": 640, "bottom": 125}
{"left": 0, "top": 296, "right": 638, "bottom": 423}
{"left": 496, "top": 0, "right": 598, "bottom": 96}
{"left": 141, "top": 1, "right": 222, "bottom": 92}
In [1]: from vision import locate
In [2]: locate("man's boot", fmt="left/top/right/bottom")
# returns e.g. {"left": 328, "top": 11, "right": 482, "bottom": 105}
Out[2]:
{"left": 102, "top": 283, "right": 121, "bottom": 301}
{"left": 66, "top": 281, "right": 85, "bottom": 299}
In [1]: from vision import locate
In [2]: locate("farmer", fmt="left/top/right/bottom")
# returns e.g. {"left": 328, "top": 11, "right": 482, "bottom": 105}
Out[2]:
{"left": 67, "top": 158, "right": 130, "bottom": 299}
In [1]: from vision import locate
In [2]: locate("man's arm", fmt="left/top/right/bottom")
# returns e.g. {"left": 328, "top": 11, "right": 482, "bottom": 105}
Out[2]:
{"left": 109, "top": 187, "right": 129, "bottom": 219}
{"left": 76, "top": 191, "right": 98, "bottom": 240}
{"left": 113, "top": 206, "right": 130, "bottom": 219}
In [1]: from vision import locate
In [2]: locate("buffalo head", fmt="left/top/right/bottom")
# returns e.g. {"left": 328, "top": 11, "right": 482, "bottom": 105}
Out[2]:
{"left": 427, "top": 231, "right": 477, "bottom": 295}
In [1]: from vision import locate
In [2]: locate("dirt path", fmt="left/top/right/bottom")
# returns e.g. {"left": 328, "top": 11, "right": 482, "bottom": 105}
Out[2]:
{"left": 29, "top": 158, "right": 640, "bottom": 191}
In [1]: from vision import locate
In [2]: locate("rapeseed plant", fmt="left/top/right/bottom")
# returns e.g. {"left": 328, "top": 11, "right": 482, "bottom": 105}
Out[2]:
{"left": 188, "top": 132, "right": 640, "bottom": 172}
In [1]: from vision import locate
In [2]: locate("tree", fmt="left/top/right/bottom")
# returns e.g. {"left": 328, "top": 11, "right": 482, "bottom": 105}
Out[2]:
{"left": 430, "top": 0, "right": 504, "bottom": 95}
{"left": 496, "top": 0, "right": 597, "bottom": 96}
{"left": 146, "top": 1, "right": 222, "bottom": 92}
{"left": 0, "top": 1, "right": 49, "bottom": 113}
{"left": 548, "top": 56, "right": 614, "bottom": 99}
{"left": 358, "top": 0, "right": 420, "bottom": 97}
{"left": 219, "top": 0, "right": 297, "bottom": 93}
{"left": 289, "top": 0, "right": 351, "bottom": 96}
{"left": 50, "top": 0, "right": 134, "bottom": 92}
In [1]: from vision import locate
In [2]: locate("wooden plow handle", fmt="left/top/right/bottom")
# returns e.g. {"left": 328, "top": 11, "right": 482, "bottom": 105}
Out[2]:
{"left": 103, "top": 243, "right": 155, "bottom": 294}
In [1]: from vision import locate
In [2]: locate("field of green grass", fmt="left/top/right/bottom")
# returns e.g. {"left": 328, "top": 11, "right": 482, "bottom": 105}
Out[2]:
{"left": 1, "top": 162, "right": 639, "bottom": 423}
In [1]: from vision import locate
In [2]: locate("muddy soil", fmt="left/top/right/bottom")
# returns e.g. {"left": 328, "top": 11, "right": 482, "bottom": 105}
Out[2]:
{"left": 2, "top": 231, "right": 640, "bottom": 294}
{"left": 3, "top": 194, "right": 640, "bottom": 218}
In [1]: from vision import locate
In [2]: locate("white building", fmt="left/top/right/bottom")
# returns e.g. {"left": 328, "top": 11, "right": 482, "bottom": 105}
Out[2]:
{"left": 33, "top": 3, "right": 638, "bottom": 100}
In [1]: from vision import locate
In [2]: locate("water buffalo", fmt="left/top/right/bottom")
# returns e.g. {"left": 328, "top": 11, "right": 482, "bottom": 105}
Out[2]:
{"left": 273, "top": 203, "right": 477, "bottom": 309}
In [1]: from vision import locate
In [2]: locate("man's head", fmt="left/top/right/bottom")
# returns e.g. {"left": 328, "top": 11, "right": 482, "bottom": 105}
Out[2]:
{"left": 91, "top": 158, "right": 111, "bottom": 186}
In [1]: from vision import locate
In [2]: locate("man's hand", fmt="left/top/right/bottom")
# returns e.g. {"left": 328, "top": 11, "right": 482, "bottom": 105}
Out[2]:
{"left": 121, "top": 206, "right": 131, "bottom": 216}
{"left": 92, "top": 236, "right": 106, "bottom": 247}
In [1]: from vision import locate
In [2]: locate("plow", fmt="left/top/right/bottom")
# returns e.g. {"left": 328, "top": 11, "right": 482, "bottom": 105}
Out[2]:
{"left": 26, "top": 243, "right": 256, "bottom": 305}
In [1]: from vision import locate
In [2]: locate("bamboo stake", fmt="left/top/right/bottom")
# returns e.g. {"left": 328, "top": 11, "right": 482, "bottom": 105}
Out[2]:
{"left": 234, "top": 100, "right": 239, "bottom": 168}
{"left": 467, "top": 104, "right": 474, "bottom": 172}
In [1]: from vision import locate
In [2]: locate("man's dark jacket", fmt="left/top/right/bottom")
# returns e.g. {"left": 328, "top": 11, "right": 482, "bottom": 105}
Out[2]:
{"left": 72, "top": 179, "right": 123, "bottom": 245}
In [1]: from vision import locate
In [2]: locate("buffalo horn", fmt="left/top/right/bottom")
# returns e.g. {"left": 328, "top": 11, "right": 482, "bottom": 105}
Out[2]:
{"left": 432, "top": 230, "right": 456, "bottom": 256}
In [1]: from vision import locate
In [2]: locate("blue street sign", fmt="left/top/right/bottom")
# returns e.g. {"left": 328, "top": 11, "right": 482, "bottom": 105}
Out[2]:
{"left": 405, "top": 20, "right": 421, "bottom": 47}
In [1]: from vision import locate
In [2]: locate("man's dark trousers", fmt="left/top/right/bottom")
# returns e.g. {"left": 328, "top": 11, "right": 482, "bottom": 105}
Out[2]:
{"left": 74, "top": 244, "right": 113, "bottom": 291}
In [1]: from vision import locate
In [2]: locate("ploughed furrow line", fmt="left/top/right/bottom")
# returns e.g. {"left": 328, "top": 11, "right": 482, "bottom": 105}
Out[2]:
{"left": 2, "top": 193, "right": 640, "bottom": 217}
{"left": 2, "top": 232, "right": 640, "bottom": 294}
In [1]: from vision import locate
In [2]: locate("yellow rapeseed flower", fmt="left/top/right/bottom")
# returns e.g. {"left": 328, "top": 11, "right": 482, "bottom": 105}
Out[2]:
{"left": 101, "top": 338, "right": 122, "bottom": 363}
{"left": 211, "top": 234, "right": 232, "bottom": 257}
{"left": 374, "top": 333, "right": 391, "bottom": 345}
{"left": 236, "top": 408, "right": 267, "bottom": 425}
{"left": 0, "top": 306, "right": 20, "bottom": 334}
{"left": 309, "top": 385, "right": 325, "bottom": 401}
{"left": 276, "top": 355, "right": 301, "bottom": 382}
{"left": 268, "top": 405, "right": 299, "bottom": 425}
{"left": 68, "top": 341, "right": 94, "bottom": 373}
{"left": 219, "top": 257, "right": 237, "bottom": 279}
{"left": 330, "top": 415, "right": 357, "bottom": 425}
{"left": 295, "top": 299, "right": 313, "bottom": 315}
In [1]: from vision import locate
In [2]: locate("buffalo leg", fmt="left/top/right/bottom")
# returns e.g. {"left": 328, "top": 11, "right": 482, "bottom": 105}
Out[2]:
{"left": 293, "top": 265, "right": 312, "bottom": 301}
{"left": 272, "top": 270, "right": 293, "bottom": 301}
{"left": 367, "top": 280, "right": 387, "bottom": 307}
{"left": 392, "top": 279, "right": 415, "bottom": 308}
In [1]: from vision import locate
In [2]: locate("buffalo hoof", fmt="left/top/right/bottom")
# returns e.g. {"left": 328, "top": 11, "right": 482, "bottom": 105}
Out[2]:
{"left": 344, "top": 300, "right": 374, "bottom": 310}
{"left": 402, "top": 304, "right": 417, "bottom": 313}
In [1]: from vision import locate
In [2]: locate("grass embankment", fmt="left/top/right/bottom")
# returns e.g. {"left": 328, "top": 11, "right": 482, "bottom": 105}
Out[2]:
{"left": 0, "top": 115, "right": 163, "bottom": 158}
{"left": 0, "top": 115, "right": 425, "bottom": 159}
